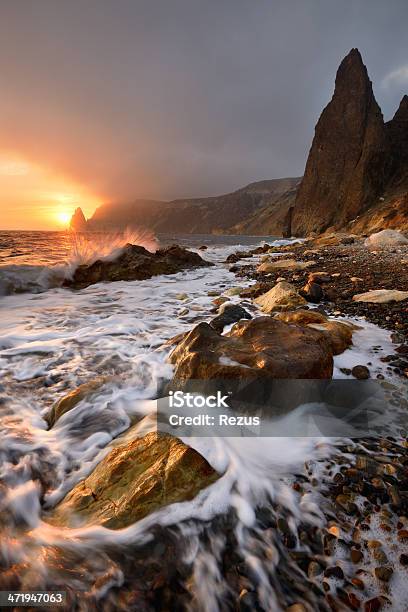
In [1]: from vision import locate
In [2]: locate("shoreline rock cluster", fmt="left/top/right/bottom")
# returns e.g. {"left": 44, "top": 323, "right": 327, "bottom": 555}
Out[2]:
{"left": 226, "top": 230, "right": 408, "bottom": 379}
{"left": 31, "top": 229, "right": 408, "bottom": 610}
{"left": 64, "top": 243, "right": 212, "bottom": 289}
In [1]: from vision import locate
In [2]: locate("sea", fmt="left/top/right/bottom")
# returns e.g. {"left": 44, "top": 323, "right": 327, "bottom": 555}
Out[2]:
{"left": 0, "top": 229, "right": 277, "bottom": 295}
{"left": 0, "top": 230, "right": 406, "bottom": 610}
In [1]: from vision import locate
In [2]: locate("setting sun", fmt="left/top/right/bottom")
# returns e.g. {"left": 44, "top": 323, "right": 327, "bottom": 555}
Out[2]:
{"left": 55, "top": 210, "right": 72, "bottom": 226}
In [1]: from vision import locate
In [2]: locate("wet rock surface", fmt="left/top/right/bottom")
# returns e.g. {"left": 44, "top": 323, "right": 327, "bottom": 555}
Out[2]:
{"left": 169, "top": 316, "right": 334, "bottom": 384}
{"left": 352, "top": 364, "right": 371, "bottom": 380}
{"left": 210, "top": 302, "right": 252, "bottom": 333}
{"left": 46, "top": 376, "right": 112, "bottom": 427}
{"left": 274, "top": 309, "right": 356, "bottom": 356}
{"left": 47, "top": 431, "right": 219, "bottom": 529}
{"left": 64, "top": 244, "right": 212, "bottom": 289}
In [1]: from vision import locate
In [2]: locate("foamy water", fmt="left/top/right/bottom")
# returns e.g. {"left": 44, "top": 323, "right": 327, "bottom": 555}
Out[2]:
{"left": 0, "top": 229, "right": 158, "bottom": 295}
{"left": 0, "top": 232, "right": 407, "bottom": 610}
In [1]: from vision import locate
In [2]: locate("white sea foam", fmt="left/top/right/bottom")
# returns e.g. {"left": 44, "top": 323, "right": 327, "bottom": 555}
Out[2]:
{"left": 0, "top": 237, "right": 405, "bottom": 609}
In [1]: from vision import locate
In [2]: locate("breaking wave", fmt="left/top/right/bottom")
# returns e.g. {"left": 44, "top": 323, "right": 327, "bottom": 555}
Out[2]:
{"left": 0, "top": 228, "right": 158, "bottom": 296}
{"left": 66, "top": 228, "right": 158, "bottom": 269}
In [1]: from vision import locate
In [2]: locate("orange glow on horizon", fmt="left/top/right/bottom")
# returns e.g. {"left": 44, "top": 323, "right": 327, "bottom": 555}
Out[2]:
{"left": 0, "top": 152, "right": 101, "bottom": 230}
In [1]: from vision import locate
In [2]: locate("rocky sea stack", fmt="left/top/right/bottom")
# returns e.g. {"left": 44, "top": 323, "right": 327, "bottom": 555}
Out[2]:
{"left": 292, "top": 48, "right": 408, "bottom": 236}
{"left": 292, "top": 49, "right": 388, "bottom": 235}
{"left": 69, "top": 207, "right": 88, "bottom": 231}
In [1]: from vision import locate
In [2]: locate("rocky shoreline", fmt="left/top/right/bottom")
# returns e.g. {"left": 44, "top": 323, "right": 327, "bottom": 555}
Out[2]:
{"left": 1, "top": 231, "right": 407, "bottom": 611}
{"left": 146, "top": 229, "right": 408, "bottom": 611}
{"left": 227, "top": 231, "right": 408, "bottom": 380}
{"left": 54, "top": 231, "right": 408, "bottom": 610}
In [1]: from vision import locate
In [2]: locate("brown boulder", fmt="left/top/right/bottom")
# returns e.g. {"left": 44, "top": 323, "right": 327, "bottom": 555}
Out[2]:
{"left": 301, "top": 281, "right": 323, "bottom": 303}
{"left": 64, "top": 244, "right": 212, "bottom": 289}
{"left": 239, "top": 282, "right": 274, "bottom": 299}
{"left": 274, "top": 310, "right": 356, "bottom": 355}
{"left": 308, "top": 271, "right": 332, "bottom": 284}
{"left": 311, "top": 234, "right": 343, "bottom": 247}
{"left": 169, "top": 317, "right": 334, "bottom": 384}
{"left": 310, "top": 233, "right": 356, "bottom": 248}
{"left": 47, "top": 432, "right": 218, "bottom": 529}
{"left": 257, "top": 258, "right": 314, "bottom": 273}
{"left": 352, "top": 365, "right": 370, "bottom": 380}
{"left": 254, "top": 281, "right": 307, "bottom": 312}
{"left": 46, "top": 377, "right": 112, "bottom": 427}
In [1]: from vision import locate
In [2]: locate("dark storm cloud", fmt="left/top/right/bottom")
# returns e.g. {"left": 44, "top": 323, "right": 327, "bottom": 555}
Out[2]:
{"left": 0, "top": 0, "right": 407, "bottom": 201}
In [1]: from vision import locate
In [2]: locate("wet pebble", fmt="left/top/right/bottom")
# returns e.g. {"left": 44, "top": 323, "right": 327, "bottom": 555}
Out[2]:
{"left": 374, "top": 566, "right": 393, "bottom": 582}
{"left": 351, "top": 365, "right": 370, "bottom": 380}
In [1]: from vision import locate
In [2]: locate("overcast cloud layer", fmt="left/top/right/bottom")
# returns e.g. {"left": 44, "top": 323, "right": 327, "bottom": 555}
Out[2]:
{"left": 1, "top": 0, "right": 407, "bottom": 202}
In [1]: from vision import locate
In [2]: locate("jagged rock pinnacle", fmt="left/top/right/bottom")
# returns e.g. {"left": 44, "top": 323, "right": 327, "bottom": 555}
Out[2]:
{"left": 393, "top": 94, "right": 408, "bottom": 121}
{"left": 386, "top": 95, "right": 408, "bottom": 185}
{"left": 70, "top": 207, "right": 88, "bottom": 232}
{"left": 291, "top": 49, "right": 388, "bottom": 236}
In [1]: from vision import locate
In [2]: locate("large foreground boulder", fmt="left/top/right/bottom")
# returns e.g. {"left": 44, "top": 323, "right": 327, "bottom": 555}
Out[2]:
{"left": 47, "top": 432, "right": 218, "bottom": 529}
{"left": 64, "top": 244, "right": 212, "bottom": 289}
{"left": 364, "top": 229, "right": 408, "bottom": 248}
{"left": 169, "top": 317, "right": 334, "bottom": 383}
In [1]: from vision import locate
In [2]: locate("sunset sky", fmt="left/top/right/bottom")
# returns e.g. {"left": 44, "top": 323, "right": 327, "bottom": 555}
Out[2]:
{"left": 1, "top": 0, "right": 407, "bottom": 230}
{"left": 0, "top": 153, "right": 100, "bottom": 230}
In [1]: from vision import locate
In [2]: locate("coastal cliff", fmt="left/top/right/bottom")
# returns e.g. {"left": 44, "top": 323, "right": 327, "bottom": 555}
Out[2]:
{"left": 291, "top": 49, "right": 408, "bottom": 236}
{"left": 71, "top": 50, "right": 408, "bottom": 238}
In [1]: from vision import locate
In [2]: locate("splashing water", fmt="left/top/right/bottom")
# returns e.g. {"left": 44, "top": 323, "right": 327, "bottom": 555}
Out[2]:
{"left": 0, "top": 228, "right": 159, "bottom": 295}
{"left": 66, "top": 228, "right": 159, "bottom": 270}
